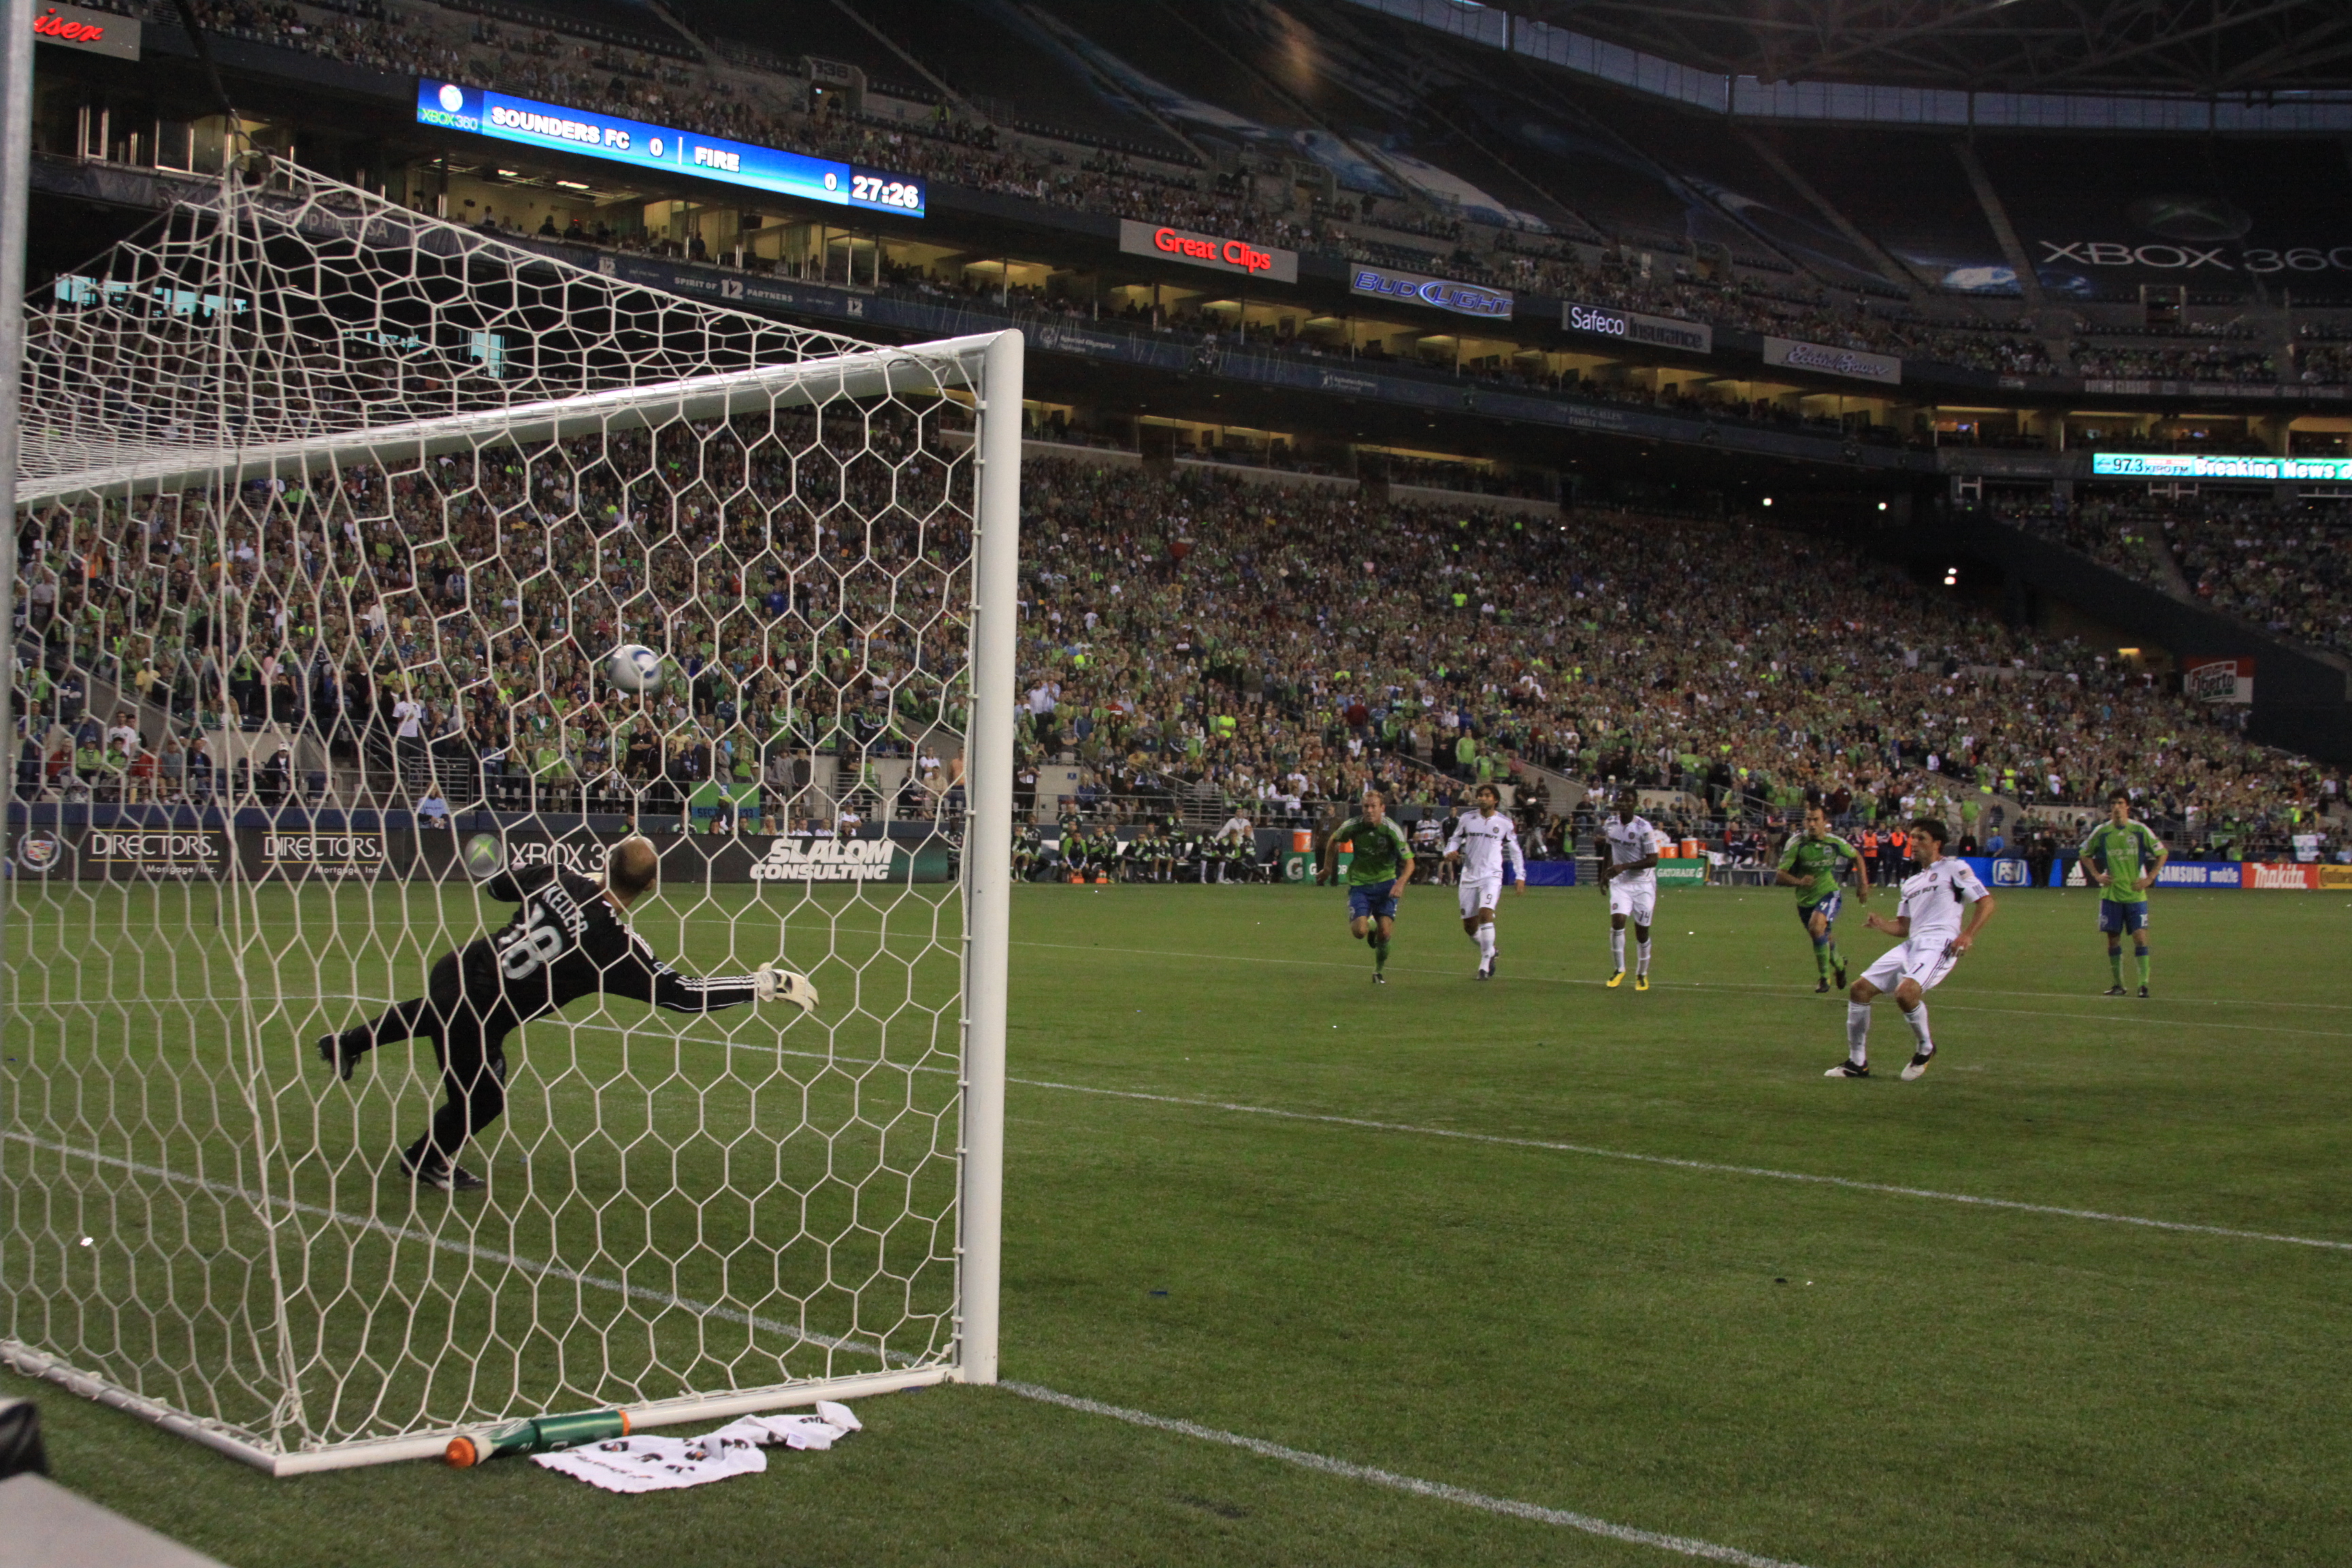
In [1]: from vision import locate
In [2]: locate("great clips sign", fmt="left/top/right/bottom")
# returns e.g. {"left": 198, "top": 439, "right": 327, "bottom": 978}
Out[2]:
{"left": 1350, "top": 264, "right": 1512, "bottom": 320}
{"left": 32, "top": 3, "right": 139, "bottom": 59}
{"left": 1119, "top": 219, "right": 1298, "bottom": 284}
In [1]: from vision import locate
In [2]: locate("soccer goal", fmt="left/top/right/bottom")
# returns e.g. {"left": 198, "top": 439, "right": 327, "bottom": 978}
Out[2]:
{"left": 0, "top": 160, "right": 1020, "bottom": 1473}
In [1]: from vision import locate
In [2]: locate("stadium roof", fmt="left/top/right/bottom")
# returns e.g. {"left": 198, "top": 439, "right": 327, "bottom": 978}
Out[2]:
{"left": 1479, "top": 0, "right": 2352, "bottom": 94}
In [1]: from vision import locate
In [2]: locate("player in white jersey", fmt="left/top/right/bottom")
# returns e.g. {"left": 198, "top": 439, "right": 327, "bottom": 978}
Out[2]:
{"left": 1601, "top": 788, "right": 1661, "bottom": 990}
{"left": 1828, "top": 817, "right": 1996, "bottom": 1082}
{"left": 1443, "top": 784, "right": 1527, "bottom": 979}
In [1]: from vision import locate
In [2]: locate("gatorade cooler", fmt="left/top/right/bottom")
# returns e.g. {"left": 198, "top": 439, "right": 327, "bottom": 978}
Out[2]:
{"left": 1292, "top": 829, "right": 1313, "bottom": 853}
{"left": 1680, "top": 838, "right": 1701, "bottom": 860}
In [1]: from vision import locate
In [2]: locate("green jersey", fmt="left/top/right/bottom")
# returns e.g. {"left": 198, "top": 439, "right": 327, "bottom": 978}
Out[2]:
{"left": 1778, "top": 831, "right": 1861, "bottom": 906}
{"left": 2080, "top": 818, "right": 2164, "bottom": 902}
{"left": 1332, "top": 816, "right": 1412, "bottom": 886}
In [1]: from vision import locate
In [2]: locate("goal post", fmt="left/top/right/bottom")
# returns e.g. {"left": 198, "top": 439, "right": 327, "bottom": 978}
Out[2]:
{"left": 1, "top": 160, "right": 1021, "bottom": 1473}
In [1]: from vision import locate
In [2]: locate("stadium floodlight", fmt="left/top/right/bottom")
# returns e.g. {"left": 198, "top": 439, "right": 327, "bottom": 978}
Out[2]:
{"left": 1, "top": 157, "right": 1019, "bottom": 1473}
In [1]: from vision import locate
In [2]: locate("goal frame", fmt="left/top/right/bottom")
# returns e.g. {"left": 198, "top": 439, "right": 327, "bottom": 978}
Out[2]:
{"left": 0, "top": 320, "right": 1024, "bottom": 1474}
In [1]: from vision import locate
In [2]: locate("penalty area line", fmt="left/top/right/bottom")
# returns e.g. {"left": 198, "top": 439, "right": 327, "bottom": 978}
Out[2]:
{"left": 1001, "top": 1382, "right": 1816, "bottom": 1568}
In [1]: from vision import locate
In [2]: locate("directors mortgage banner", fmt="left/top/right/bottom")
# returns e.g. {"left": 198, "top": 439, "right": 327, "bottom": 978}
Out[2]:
{"left": 418, "top": 79, "right": 926, "bottom": 217}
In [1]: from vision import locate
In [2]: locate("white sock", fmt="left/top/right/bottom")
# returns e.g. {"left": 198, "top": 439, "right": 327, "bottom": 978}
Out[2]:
{"left": 1636, "top": 938, "right": 1652, "bottom": 977}
{"left": 1477, "top": 924, "right": 1497, "bottom": 960}
{"left": 1904, "top": 1002, "right": 1932, "bottom": 1056}
{"left": 1846, "top": 1002, "right": 1872, "bottom": 1066}
{"left": 1610, "top": 927, "right": 1626, "bottom": 971}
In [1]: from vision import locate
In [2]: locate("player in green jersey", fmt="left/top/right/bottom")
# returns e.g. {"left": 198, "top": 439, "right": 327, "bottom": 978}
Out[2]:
{"left": 2078, "top": 791, "right": 2167, "bottom": 997}
{"left": 1318, "top": 789, "right": 1415, "bottom": 983}
{"left": 1776, "top": 805, "right": 1872, "bottom": 993}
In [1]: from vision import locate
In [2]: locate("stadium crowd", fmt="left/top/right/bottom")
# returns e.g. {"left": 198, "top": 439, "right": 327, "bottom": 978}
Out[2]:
{"left": 1997, "top": 489, "right": 2352, "bottom": 659}
{"left": 152, "top": 0, "right": 2078, "bottom": 379}
{"left": 13, "top": 406, "right": 2338, "bottom": 858}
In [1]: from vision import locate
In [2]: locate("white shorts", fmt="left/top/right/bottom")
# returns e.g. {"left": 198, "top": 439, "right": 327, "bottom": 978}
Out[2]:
{"left": 1607, "top": 878, "right": 1656, "bottom": 925}
{"left": 1859, "top": 939, "right": 1961, "bottom": 995}
{"left": 1459, "top": 876, "right": 1503, "bottom": 919}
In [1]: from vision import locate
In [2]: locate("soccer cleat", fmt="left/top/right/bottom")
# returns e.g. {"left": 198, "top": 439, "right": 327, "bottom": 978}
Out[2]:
{"left": 1833, "top": 963, "right": 1848, "bottom": 990}
{"left": 1814, "top": 979, "right": 1830, "bottom": 994}
{"left": 1825, "top": 1062, "right": 1871, "bottom": 1078}
{"left": 2138, "top": 984, "right": 2150, "bottom": 999}
{"left": 1606, "top": 970, "right": 1625, "bottom": 988}
{"left": 756, "top": 966, "right": 821, "bottom": 1015}
{"left": 1373, "top": 972, "right": 1386, "bottom": 984}
{"left": 1634, "top": 973, "right": 1650, "bottom": 992}
{"left": 1900, "top": 1049, "right": 1936, "bottom": 1081}
{"left": 316, "top": 1033, "right": 356, "bottom": 1083}
{"left": 400, "top": 1149, "right": 485, "bottom": 1192}
{"left": 2103, "top": 984, "right": 2127, "bottom": 997}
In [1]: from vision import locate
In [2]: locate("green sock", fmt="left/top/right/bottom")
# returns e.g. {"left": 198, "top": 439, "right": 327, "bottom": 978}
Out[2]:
{"left": 2137, "top": 951, "right": 2151, "bottom": 987}
{"left": 1813, "top": 941, "right": 1831, "bottom": 979}
{"left": 1828, "top": 943, "right": 1844, "bottom": 973}
{"left": 1375, "top": 938, "right": 1389, "bottom": 972}
{"left": 2108, "top": 950, "right": 2123, "bottom": 984}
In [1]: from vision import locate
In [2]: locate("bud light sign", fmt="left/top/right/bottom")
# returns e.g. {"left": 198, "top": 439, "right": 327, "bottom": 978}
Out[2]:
{"left": 1349, "top": 265, "right": 1514, "bottom": 321}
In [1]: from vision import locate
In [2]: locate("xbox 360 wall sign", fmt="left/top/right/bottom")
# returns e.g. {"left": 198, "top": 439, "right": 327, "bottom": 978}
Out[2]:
{"left": 1561, "top": 301, "right": 1712, "bottom": 355}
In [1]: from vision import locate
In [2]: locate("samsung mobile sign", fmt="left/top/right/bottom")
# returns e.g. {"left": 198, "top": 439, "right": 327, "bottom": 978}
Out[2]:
{"left": 417, "top": 80, "right": 924, "bottom": 216}
{"left": 1561, "top": 301, "right": 1711, "bottom": 355}
{"left": 1117, "top": 219, "right": 1297, "bottom": 283}
{"left": 1350, "top": 265, "right": 1512, "bottom": 320}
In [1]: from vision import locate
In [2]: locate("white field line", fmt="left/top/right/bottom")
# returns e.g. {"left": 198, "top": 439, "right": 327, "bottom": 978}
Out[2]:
{"left": 1002, "top": 1382, "right": 1817, "bottom": 1567}
{"left": 0, "top": 1130, "right": 897, "bottom": 1367}
{"left": 1007, "top": 939, "right": 2352, "bottom": 1037}
{"left": 4, "top": 1126, "right": 1820, "bottom": 1568}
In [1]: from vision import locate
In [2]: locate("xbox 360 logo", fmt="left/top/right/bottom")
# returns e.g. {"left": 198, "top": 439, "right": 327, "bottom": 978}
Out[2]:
{"left": 463, "top": 832, "right": 504, "bottom": 879}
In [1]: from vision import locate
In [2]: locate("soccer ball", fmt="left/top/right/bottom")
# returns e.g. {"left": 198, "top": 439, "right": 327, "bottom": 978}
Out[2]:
{"left": 606, "top": 644, "right": 664, "bottom": 693}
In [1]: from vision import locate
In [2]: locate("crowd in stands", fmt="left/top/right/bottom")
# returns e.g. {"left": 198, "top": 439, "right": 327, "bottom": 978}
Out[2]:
{"left": 149, "top": 0, "right": 2087, "bottom": 380}
{"left": 1992, "top": 489, "right": 2352, "bottom": 660}
{"left": 2071, "top": 340, "right": 2279, "bottom": 385}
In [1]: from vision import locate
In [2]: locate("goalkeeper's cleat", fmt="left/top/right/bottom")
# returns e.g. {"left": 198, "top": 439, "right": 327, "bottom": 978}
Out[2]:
{"left": 1900, "top": 1048, "right": 1936, "bottom": 1081}
{"left": 756, "top": 966, "right": 820, "bottom": 1015}
{"left": 1634, "top": 973, "right": 1650, "bottom": 992}
{"left": 1824, "top": 1061, "right": 1871, "bottom": 1078}
{"left": 2103, "top": 984, "right": 2128, "bottom": 997}
{"left": 400, "top": 1149, "right": 485, "bottom": 1192}
{"left": 1606, "top": 969, "right": 1625, "bottom": 988}
{"left": 2138, "top": 985, "right": 2150, "bottom": 999}
{"left": 316, "top": 1033, "right": 356, "bottom": 1083}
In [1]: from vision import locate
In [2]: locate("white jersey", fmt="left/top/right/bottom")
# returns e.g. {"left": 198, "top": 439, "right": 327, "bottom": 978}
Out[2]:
{"left": 1894, "top": 855, "right": 1989, "bottom": 951}
{"left": 1446, "top": 811, "right": 1525, "bottom": 883}
{"left": 1602, "top": 815, "right": 1661, "bottom": 891}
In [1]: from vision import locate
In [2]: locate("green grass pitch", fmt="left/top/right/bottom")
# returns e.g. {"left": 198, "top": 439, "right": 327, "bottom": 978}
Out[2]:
{"left": 5, "top": 878, "right": 2350, "bottom": 1566}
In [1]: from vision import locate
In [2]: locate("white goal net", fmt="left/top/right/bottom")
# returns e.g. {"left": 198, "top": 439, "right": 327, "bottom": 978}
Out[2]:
{"left": 1, "top": 161, "right": 1019, "bottom": 1473}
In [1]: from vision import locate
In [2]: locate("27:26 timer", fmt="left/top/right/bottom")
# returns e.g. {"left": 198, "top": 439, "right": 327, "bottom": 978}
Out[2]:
{"left": 851, "top": 175, "right": 922, "bottom": 210}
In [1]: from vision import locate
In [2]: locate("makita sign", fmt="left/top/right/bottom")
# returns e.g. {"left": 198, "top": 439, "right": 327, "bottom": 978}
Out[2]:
{"left": 2243, "top": 862, "right": 2317, "bottom": 889}
{"left": 1350, "top": 265, "right": 1512, "bottom": 320}
{"left": 1117, "top": 219, "right": 1298, "bottom": 283}
{"left": 1563, "top": 301, "right": 1712, "bottom": 355}
{"left": 1763, "top": 336, "right": 1902, "bottom": 386}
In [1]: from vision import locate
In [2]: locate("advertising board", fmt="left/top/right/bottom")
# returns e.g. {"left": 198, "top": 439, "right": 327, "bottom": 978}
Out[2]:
{"left": 2089, "top": 453, "right": 2352, "bottom": 483}
{"left": 1117, "top": 219, "right": 1298, "bottom": 283}
{"left": 1349, "top": 265, "right": 1513, "bottom": 320}
{"left": 2183, "top": 657, "right": 2256, "bottom": 704}
{"left": 33, "top": 3, "right": 138, "bottom": 60}
{"left": 417, "top": 79, "right": 924, "bottom": 216}
{"left": 1655, "top": 857, "right": 1708, "bottom": 887}
{"left": 1762, "top": 336, "right": 1902, "bottom": 385}
{"left": 2241, "top": 862, "right": 2317, "bottom": 889}
{"left": 1561, "top": 300, "right": 1712, "bottom": 355}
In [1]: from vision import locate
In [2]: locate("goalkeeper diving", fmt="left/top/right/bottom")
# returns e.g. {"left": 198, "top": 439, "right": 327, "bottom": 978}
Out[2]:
{"left": 316, "top": 836, "right": 817, "bottom": 1191}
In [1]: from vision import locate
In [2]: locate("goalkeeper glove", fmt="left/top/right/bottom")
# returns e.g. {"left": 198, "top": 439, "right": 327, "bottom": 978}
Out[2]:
{"left": 755, "top": 965, "right": 819, "bottom": 1015}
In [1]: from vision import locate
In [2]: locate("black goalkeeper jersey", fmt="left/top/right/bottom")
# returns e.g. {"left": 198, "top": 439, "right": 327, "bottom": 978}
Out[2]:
{"left": 466, "top": 865, "right": 761, "bottom": 1024}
